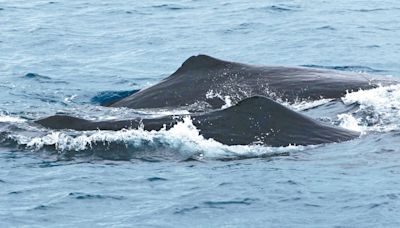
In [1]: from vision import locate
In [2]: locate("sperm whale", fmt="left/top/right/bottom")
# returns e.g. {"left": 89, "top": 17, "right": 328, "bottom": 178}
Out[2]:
{"left": 108, "top": 54, "right": 396, "bottom": 110}
{"left": 35, "top": 96, "right": 359, "bottom": 147}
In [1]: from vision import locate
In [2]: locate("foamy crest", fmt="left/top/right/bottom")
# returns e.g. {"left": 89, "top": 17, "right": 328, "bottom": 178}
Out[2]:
{"left": 12, "top": 116, "right": 306, "bottom": 159}
{"left": 0, "top": 115, "right": 26, "bottom": 123}
{"left": 337, "top": 114, "right": 364, "bottom": 132}
{"left": 340, "top": 84, "right": 400, "bottom": 132}
{"left": 285, "top": 98, "right": 334, "bottom": 111}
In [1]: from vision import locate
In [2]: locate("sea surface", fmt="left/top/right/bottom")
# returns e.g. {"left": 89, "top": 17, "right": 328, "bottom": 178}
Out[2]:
{"left": 1, "top": 0, "right": 400, "bottom": 227}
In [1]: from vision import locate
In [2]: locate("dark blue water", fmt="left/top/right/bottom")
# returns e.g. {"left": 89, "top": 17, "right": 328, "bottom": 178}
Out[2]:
{"left": 1, "top": 1, "right": 400, "bottom": 227}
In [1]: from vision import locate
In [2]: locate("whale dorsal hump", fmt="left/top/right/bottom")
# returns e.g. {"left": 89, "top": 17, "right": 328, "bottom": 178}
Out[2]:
{"left": 176, "top": 54, "right": 229, "bottom": 73}
{"left": 194, "top": 96, "right": 359, "bottom": 146}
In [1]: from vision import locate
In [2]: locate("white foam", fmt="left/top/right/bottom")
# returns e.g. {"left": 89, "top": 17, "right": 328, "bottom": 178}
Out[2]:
{"left": 221, "top": 96, "right": 233, "bottom": 109}
{"left": 285, "top": 98, "right": 334, "bottom": 111}
{"left": 0, "top": 115, "right": 26, "bottom": 123}
{"left": 337, "top": 113, "right": 364, "bottom": 133}
{"left": 339, "top": 84, "right": 400, "bottom": 132}
{"left": 64, "top": 94, "right": 78, "bottom": 103}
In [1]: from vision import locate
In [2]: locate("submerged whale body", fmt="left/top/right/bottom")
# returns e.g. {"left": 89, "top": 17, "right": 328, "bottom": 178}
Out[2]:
{"left": 109, "top": 54, "right": 395, "bottom": 110}
{"left": 35, "top": 96, "right": 359, "bottom": 147}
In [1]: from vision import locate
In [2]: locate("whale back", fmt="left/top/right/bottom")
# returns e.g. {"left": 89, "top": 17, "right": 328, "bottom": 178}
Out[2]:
{"left": 109, "top": 55, "right": 387, "bottom": 110}
{"left": 35, "top": 96, "right": 359, "bottom": 147}
{"left": 193, "top": 96, "right": 359, "bottom": 146}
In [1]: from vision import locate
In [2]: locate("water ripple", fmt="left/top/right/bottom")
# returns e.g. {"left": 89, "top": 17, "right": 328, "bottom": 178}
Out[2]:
{"left": 302, "top": 65, "right": 386, "bottom": 73}
{"left": 68, "top": 192, "right": 125, "bottom": 200}
{"left": 147, "top": 177, "right": 168, "bottom": 182}
{"left": 175, "top": 198, "right": 258, "bottom": 214}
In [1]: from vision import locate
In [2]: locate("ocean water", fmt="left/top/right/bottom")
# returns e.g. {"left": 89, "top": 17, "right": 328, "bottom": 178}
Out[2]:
{"left": 1, "top": 0, "right": 400, "bottom": 227}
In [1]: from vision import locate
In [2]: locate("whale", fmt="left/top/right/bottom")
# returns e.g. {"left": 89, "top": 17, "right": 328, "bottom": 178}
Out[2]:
{"left": 108, "top": 54, "right": 397, "bottom": 110}
{"left": 35, "top": 96, "right": 359, "bottom": 147}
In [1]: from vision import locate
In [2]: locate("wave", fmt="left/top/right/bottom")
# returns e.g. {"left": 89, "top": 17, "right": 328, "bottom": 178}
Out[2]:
{"left": 339, "top": 84, "right": 400, "bottom": 133}
{"left": 301, "top": 65, "right": 385, "bottom": 73}
{"left": 0, "top": 114, "right": 26, "bottom": 123}
{"left": 151, "top": 4, "right": 192, "bottom": 11}
{"left": 91, "top": 90, "right": 139, "bottom": 106}
{"left": 23, "top": 72, "right": 68, "bottom": 84}
{"left": 247, "top": 4, "right": 301, "bottom": 13}
{"left": 24, "top": 73, "right": 52, "bottom": 80}
{"left": 284, "top": 98, "right": 334, "bottom": 111}
{"left": 350, "top": 7, "right": 400, "bottom": 13}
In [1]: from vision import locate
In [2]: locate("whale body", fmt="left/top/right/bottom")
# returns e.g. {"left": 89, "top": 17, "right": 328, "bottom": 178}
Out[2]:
{"left": 35, "top": 96, "right": 359, "bottom": 147}
{"left": 108, "top": 55, "right": 396, "bottom": 110}
{"left": 35, "top": 55, "right": 398, "bottom": 147}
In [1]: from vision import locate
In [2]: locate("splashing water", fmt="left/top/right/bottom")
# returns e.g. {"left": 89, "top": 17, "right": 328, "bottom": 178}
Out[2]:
{"left": 285, "top": 98, "right": 334, "bottom": 111}
{"left": 0, "top": 114, "right": 26, "bottom": 123}
{"left": 205, "top": 89, "right": 233, "bottom": 109}
{"left": 339, "top": 84, "right": 400, "bottom": 132}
